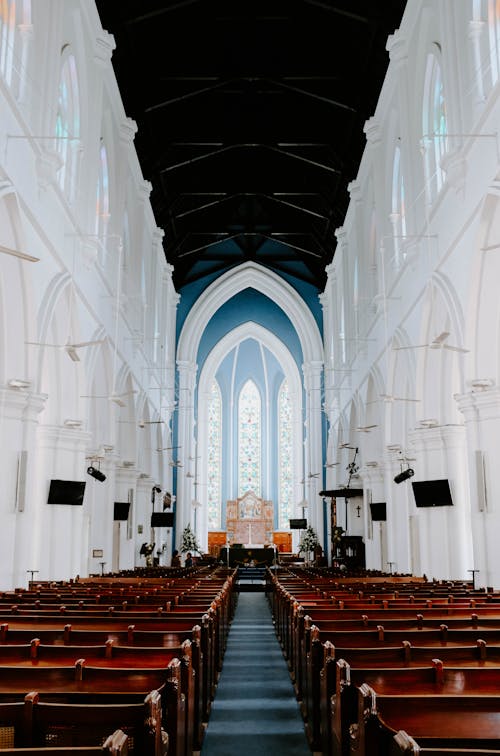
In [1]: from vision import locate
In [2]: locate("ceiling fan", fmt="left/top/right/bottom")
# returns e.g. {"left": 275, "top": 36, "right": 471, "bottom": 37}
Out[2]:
{"left": 157, "top": 445, "right": 181, "bottom": 452}
{"left": 324, "top": 461, "right": 340, "bottom": 467}
{"left": 26, "top": 338, "right": 105, "bottom": 362}
{"left": 80, "top": 389, "right": 137, "bottom": 407}
{"left": 393, "top": 331, "right": 469, "bottom": 353}
{"left": 138, "top": 419, "right": 163, "bottom": 428}
{"left": 169, "top": 459, "right": 183, "bottom": 468}
{"left": 379, "top": 394, "right": 420, "bottom": 403}
{"left": 0, "top": 243, "right": 39, "bottom": 262}
{"left": 355, "top": 424, "right": 378, "bottom": 432}
{"left": 308, "top": 472, "right": 320, "bottom": 478}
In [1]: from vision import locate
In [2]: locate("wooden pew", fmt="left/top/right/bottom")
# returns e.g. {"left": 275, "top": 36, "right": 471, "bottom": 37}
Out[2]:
{"left": 0, "top": 691, "right": 166, "bottom": 754}
{"left": 322, "top": 658, "right": 500, "bottom": 756}
{"left": 350, "top": 684, "right": 500, "bottom": 756}
{"left": 391, "top": 729, "right": 500, "bottom": 754}
{"left": 0, "top": 661, "right": 182, "bottom": 756}
{"left": 0, "top": 728, "right": 128, "bottom": 754}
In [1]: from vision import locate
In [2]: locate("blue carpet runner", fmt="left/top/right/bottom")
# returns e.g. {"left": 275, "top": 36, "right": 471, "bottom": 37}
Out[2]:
{"left": 201, "top": 592, "right": 311, "bottom": 755}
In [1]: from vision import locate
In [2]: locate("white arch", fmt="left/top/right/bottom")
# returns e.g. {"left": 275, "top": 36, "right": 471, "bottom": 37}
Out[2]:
{"left": 177, "top": 261, "right": 323, "bottom": 366}
{"left": 193, "top": 322, "right": 304, "bottom": 547}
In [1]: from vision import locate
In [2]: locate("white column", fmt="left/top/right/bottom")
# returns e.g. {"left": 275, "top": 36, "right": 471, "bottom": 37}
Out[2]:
{"left": 302, "top": 360, "right": 324, "bottom": 540}
{"left": 456, "top": 387, "right": 500, "bottom": 588}
{"left": 175, "top": 360, "right": 198, "bottom": 543}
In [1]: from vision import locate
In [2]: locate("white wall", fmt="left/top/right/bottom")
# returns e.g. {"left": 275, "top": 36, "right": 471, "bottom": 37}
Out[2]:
{"left": 322, "top": 0, "right": 500, "bottom": 586}
{"left": 0, "top": 0, "right": 177, "bottom": 588}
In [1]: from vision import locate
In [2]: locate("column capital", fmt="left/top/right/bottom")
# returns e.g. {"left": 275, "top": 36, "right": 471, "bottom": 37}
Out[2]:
{"left": 364, "top": 116, "right": 382, "bottom": 147}
{"left": 386, "top": 30, "right": 408, "bottom": 67}
{"left": 347, "top": 180, "right": 363, "bottom": 204}
{"left": 94, "top": 31, "right": 116, "bottom": 68}
{"left": 456, "top": 386, "right": 500, "bottom": 421}
{"left": 119, "top": 117, "right": 137, "bottom": 145}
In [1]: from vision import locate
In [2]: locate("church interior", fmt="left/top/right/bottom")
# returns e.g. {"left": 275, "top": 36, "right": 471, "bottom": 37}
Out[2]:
{"left": 2, "top": 1, "right": 500, "bottom": 752}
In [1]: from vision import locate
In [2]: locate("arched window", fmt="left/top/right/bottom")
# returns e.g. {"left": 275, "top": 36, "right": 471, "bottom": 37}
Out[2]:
{"left": 278, "top": 379, "right": 293, "bottom": 529}
{"left": 422, "top": 53, "right": 448, "bottom": 200}
{"left": 390, "top": 145, "right": 406, "bottom": 265}
{"left": 339, "top": 295, "right": 346, "bottom": 363}
{"left": 207, "top": 379, "right": 222, "bottom": 529}
{"left": 238, "top": 379, "right": 261, "bottom": 496}
{"left": 488, "top": 0, "right": 500, "bottom": 84}
{"left": 95, "top": 139, "right": 110, "bottom": 258}
{"left": 56, "top": 49, "right": 80, "bottom": 202}
{"left": 0, "top": 0, "right": 15, "bottom": 85}
{"left": 0, "top": 0, "right": 30, "bottom": 98}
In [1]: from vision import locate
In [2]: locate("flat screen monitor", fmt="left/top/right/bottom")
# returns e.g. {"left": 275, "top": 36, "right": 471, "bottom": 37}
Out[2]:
{"left": 370, "top": 502, "right": 387, "bottom": 521}
{"left": 114, "top": 501, "right": 130, "bottom": 521}
{"left": 151, "top": 511, "right": 174, "bottom": 527}
{"left": 47, "top": 479, "right": 86, "bottom": 505}
{"left": 289, "top": 518, "right": 307, "bottom": 530}
{"left": 412, "top": 479, "right": 453, "bottom": 507}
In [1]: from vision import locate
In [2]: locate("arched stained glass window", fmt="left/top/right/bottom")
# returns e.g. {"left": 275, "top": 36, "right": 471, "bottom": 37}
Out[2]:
{"left": 278, "top": 379, "right": 293, "bottom": 529}
{"left": 238, "top": 379, "right": 261, "bottom": 496}
{"left": 207, "top": 379, "right": 222, "bottom": 529}
{"left": 391, "top": 145, "right": 407, "bottom": 265}
{"left": 0, "top": 0, "right": 31, "bottom": 98}
{"left": 488, "top": 0, "right": 500, "bottom": 85}
{"left": 56, "top": 50, "right": 80, "bottom": 201}
{"left": 0, "top": 0, "right": 15, "bottom": 85}
{"left": 422, "top": 53, "right": 448, "bottom": 200}
{"left": 95, "top": 139, "right": 110, "bottom": 260}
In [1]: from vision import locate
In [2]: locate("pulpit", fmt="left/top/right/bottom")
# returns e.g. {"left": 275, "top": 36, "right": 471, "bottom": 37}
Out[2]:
{"left": 226, "top": 490, "right": 273, "bottom": 546}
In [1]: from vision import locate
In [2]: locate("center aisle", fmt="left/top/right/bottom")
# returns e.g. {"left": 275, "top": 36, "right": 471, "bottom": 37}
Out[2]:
{"left": 201, "top": 591, "right": 311, "bottom": 756}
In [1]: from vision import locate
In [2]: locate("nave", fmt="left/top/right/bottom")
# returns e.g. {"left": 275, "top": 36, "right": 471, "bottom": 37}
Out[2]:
{"left": 201, "top": 592, "right": 310, "bottom": 756}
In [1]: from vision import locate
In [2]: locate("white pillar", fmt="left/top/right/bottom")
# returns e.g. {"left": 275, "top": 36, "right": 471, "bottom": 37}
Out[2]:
{"left": 175, "top": 360, "right": 198, "bottom": 543}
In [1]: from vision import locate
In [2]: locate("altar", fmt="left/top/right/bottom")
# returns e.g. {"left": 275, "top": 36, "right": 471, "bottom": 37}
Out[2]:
{"left": 226, "top": 490, "right": 274, "bottom": 547}
{"left": 220, "top": 547, "right": 276, "bottom": 567}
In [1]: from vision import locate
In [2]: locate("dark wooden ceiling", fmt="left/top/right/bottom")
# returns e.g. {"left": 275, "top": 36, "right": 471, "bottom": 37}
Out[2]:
{"left": 95, "top": 0, "right": 407, "bottom": 292}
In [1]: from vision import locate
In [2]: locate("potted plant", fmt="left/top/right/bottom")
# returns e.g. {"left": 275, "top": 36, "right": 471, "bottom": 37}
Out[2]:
{"left": 298, "top": 525, "right": 320, "bottom": 565}
{"left": 180, "top": 523, "right": 201, "bottom": 556}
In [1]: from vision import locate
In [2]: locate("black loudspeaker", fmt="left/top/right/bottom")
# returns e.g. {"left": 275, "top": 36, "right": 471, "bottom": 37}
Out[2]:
{"left": 151, "top": 511, "right": 174, "bottom": 527}
{"left": 114, "top": 501, "right": 130, "bottom": 521}
{"left": 370, "top": 502, "right": 387, "bottom": 521}
{"left": 289, "top": 518, "right": 307, "bottom": 529}
{"left": 412, "top": 479, "right": 453, "bottom": 507}
{"left": 87, "top": 466, "right": 106, "bottom": 482}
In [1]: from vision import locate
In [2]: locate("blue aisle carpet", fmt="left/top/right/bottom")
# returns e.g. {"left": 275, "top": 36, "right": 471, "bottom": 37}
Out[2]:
{"left": 201, "top": 592, "right": 311, "bottom": 756}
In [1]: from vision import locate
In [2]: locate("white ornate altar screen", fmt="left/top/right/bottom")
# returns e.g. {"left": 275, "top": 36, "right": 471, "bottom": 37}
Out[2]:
{"left": 226, "top": 490, "right": 273, "bottom": 546}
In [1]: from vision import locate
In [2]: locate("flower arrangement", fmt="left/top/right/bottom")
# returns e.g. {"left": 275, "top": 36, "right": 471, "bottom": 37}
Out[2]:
{"left": 332, "top": 525, "right": 344, "bottom": 545}
{"left": 298, "top": 525, "right": 320, "bottom": 555}
{"left": 180, "top": 523, "right": 201, "bottom": 555}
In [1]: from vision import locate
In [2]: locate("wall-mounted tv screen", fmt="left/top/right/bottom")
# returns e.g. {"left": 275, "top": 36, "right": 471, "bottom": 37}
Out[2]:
{"left": 151, "top": 512, "right": 174, "bottom": 527}
{"left": 412, "top": 479, "right": 453, "bottom": 507}
{"left": 48, "top": 479, "right": 86, "bottom": 505}
{"left": 370, "top": 502, "right": 387, "bottom": 521}
{"left": 114, "top": 501, "right": 130, "bottom": 521}
{"left": 289, "top": 518, "right": 307, "bottom": 529}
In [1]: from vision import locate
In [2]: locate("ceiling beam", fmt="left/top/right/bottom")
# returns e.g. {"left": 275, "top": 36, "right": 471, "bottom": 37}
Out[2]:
{"left": 266, "top": 77, "right": 355, "bottom": 112}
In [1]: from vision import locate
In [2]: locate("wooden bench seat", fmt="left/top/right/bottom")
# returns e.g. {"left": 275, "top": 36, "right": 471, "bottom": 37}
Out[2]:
{"left": 352, "top": 686, "right": 500, "bottom": 755}
{"left": 321, "top": 659, "right": 500, "bottom": 756}
{"left": 0, "top": 729, "right": 128, "bottom": 754}
{"left": 0, "top": 659, "right": 185, "bottom": 756}
{"left": 0, "top": 691, "right": 166, "bottom": 755}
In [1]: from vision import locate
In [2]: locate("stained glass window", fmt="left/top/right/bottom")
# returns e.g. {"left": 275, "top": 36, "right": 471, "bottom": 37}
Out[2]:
{"left": 422, "top": 54, "right": 448, "bottom": 200}
{"left": 0, "top": 0, "right": 31, "bottom": 98}
{"left": 56, "top": 51, "right": 80, "bottom": 201}
{"left": 238, "top": 379, "right": 261, "bottom": 496}
{"left": 207, "top": 379, "right": 222, "bottom": 529}
{"left": 95, "top": 140, "right": 110, "bottom": 253}
{"left": 488, "top": 0, "right": 500, "bottom": 85}
{"left": 278, "top": 379, "right": 293, "bottom": 529}
{"left": 0, "top": 0, "right": 16, "bottom": 86}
